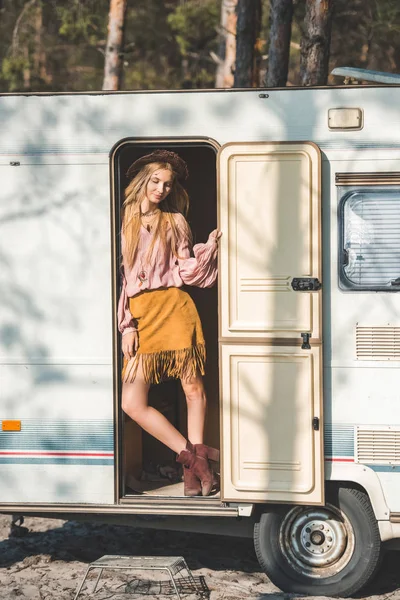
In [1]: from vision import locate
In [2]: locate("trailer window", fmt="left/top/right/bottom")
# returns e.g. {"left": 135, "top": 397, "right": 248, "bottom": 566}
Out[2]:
{"left": 339, "top": 190, "right": 400, "bottom": 291}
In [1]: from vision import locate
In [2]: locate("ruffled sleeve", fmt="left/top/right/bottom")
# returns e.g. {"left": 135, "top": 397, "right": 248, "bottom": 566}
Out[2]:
{"left": 117, "top": 269, "right": 138, "bottom": 335}
{"left": 117, "top": 230, "right": 137, "bottom": 335}
{"left": 176, "top": 215, "right": 218, "bottom": 288}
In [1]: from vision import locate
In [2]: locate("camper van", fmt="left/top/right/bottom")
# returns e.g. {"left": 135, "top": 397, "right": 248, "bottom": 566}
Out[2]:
{"left": 1, "top": 68, "right": 400, "bottom": 596}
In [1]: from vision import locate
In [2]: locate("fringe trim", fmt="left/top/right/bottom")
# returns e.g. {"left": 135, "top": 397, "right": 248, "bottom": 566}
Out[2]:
{"left": 122, "top": 343, "right": 206, "bottom": 385}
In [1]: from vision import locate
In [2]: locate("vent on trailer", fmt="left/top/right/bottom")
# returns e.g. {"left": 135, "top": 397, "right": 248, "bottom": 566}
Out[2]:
{"left": 356, "top": 326, "right": 400, "bottom": 360}
{"left": 355, "top": 426, "right": 400, "bottom": 465}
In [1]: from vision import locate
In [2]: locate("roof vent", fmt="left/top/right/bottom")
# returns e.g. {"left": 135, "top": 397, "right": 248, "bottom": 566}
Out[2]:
{"left": 331, "top": 67, "right": 400, "bottom": 85}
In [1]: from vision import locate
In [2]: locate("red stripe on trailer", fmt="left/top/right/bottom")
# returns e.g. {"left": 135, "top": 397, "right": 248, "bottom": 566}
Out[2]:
{"left": 0, "top": 451, "right": 113, "bottom": 457}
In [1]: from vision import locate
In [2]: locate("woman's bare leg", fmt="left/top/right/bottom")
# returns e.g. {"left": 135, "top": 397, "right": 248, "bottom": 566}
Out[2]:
{"left": 181, "top": 372, "right": 207, "bottom": 445}
{"left": 181, "top": 371, "right": 219, "bottom": 496}
{"left": 122, "top": 358, "right": 187, "bottom": 455}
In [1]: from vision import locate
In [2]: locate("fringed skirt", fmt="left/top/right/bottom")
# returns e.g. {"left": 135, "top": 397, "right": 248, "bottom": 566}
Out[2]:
{"left": 122, "top": 287, "right": 206, "bottom": 385}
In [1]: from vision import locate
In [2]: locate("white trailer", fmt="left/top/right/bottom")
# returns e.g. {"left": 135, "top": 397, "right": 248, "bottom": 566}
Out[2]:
{"left": 1, "top": 74, "right": 400, "bottom": 596}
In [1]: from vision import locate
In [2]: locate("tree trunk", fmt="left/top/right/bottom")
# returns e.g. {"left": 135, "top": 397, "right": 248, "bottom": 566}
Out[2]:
{"left": 234, "top": 0, "right": 262, "bottom": 88}
{"left": 215, "top": 0, "right": 238, "bottom": 88}
{"left": 33, "top": 3, "right": 50, "bottom": 85}
{"left": 103, "top": 0, "right": 128, "bottom": 91}
{"left": 300, "top": 0, "right": 334, "bottom": 86}
{"left": 23, "top": 44, "right": 31, "bottom": 90}
{"left": 267, "top": 0, "right": 293, "bottom": 87}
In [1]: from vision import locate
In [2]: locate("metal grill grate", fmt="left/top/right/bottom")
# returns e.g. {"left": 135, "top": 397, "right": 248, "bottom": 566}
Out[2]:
{"left": 356, "top": 326, "right": 400, "bottom": 360}
{"left": 336, "top": 172, "right": 400, "bottom": 186}
{"left": 356, "top": 426, "right": 400, "bottom": 464}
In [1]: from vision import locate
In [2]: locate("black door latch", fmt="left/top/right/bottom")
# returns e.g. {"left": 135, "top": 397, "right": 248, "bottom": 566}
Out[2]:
{"left": 312, "top": 417, "right": 320, "bottom": 431}
{"left": 291, "top": 277, "right": 321, "bottom": 291}
{"left": 301, "top": 332, "right": 311, "bottom": 349}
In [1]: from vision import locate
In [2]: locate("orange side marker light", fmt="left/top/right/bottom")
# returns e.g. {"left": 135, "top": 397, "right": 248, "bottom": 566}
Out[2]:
{"left": 2, "top": 420, "right": 21, "bottom": 431}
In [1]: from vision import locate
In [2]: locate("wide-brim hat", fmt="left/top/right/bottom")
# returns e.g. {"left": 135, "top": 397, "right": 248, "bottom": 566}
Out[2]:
{"left": 126, "top": 150, "right": 189, "bottom": 182}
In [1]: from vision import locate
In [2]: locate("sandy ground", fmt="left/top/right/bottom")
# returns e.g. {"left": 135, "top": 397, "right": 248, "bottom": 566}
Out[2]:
{"left": 0, "top": 515, "right": 399, "bottom": 600}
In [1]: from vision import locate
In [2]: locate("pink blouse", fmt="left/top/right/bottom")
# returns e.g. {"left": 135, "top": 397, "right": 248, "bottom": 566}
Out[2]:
{"left": 117, "top": 212, "right": 218, "bottom": 335}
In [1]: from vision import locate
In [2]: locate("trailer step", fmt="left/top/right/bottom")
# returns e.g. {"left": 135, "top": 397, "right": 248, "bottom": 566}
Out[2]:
{"left": 0, "top": 500, "right": 240, "bottom": 517}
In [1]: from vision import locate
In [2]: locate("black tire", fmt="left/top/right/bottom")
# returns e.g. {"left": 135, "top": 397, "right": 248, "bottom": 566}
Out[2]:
{"left": 254, "top": 487, "right": 382, "bottom": 597}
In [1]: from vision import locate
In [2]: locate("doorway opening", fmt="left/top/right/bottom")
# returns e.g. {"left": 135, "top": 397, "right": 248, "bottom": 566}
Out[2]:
{"left": 112, "top": 138, "right": 219, "bottom": 500}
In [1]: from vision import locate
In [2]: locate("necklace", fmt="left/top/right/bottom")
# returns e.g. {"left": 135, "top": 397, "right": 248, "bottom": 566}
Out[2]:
{"left": 141, "top": 208, "right": 159, "bottom": 218}
{"left": 137, "top": 250, "right": 148, "bottom": 285}
{"left": 141, "top": 210, "right": 159, "bottom": 233}
{"left": 138, "top": 268, "right": 147, "bottom": 285}
{"left": 138, "top": 210, "right": 160, "bottom": 283}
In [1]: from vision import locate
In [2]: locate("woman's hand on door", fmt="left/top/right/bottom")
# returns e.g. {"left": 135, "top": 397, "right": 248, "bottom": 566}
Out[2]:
{"left": 209, "top": 229, "right": 222, "bottom": 245}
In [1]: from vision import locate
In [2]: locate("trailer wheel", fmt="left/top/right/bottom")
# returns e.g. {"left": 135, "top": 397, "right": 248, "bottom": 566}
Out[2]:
{"left": 254, "top": 487, "right": 381, "bottom": 598}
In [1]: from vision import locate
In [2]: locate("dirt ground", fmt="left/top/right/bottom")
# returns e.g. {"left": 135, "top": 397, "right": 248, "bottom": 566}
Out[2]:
{"left": 0, "top": 515, "right": 399, "bottom": 600}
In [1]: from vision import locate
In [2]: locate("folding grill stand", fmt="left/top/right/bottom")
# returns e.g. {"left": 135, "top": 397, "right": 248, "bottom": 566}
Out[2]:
{"left": 73, "top": 554, "right": 203, "bottom": 600}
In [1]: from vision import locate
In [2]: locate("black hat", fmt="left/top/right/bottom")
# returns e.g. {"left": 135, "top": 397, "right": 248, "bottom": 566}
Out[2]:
{"left": 126, "top": 150, "right": 189, "bottom": 181}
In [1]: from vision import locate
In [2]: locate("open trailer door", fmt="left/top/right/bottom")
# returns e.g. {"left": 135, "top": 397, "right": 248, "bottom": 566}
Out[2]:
{"left": 218, "top": 142, "right": 324, "bottom": 505}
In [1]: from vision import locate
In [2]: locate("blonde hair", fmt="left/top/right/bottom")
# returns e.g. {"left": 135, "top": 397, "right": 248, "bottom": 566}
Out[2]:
{"left": 122, "top": 162, "right": 191, "bottom": 269}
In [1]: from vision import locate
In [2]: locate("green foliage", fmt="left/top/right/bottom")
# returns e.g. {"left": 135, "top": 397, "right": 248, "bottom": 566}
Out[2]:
{"left": 1, "top": 56, "right": 29, "bottom": 92}
{"left": 0, "top": 0, "right": 400, "bottom": 92}
{"left": 328, "top": 0, "right": 400, "bottom": 82}
{"left": 56, "top": 0, "right": 108, "bottom": 44}
{"left": 372, "top": 0, "right": 400, "bottom": 34}
{"left": 168, "top": 0, "right": 219, "bottom": 56}
{"left": 0, "top": 0, "right": 109, "bottom": 91}
{"left": 167, "top": 0, "right": 220, "bottom": 87}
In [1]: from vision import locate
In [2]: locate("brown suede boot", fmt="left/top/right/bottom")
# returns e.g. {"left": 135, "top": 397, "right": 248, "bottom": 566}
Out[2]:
{"left": 176, "top": 441, "right": 202, "bottom": 497}
{"left": 194, "top": 444, "right": 220, "bottom": 496}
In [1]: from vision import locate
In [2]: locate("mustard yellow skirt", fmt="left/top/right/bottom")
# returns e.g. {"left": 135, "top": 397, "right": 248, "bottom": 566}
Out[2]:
{"left": 122, "top": 287, "right": 206, "bottom": 385}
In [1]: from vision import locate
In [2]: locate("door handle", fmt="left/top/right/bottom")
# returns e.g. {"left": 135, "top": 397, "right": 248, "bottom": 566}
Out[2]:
{"left": 291, "top": 277, "right": 321, "bottom": 291}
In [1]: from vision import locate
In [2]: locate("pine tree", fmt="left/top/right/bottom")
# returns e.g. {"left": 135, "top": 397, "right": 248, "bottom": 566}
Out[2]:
{"left": 300, "top": 0, "right": 335, "bottom": 86}
{"left": 234, "top": 0, "right": 262, "bottom": 87}
{"left": 267, "top": 0, "right": 293, "bottom": 86}
{"left": 215, "top": 0, "right": 237, "bottom": 88}
{"left": 103, "top": 0, "right": 128, "bottom": 90}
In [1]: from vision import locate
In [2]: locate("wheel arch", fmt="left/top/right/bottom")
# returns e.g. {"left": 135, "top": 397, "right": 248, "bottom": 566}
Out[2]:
{"left": 253, "top": 464, "right": 389, "bottom": 523}
{"left": 325, "top": 462, "right": 389, "bottom": 521}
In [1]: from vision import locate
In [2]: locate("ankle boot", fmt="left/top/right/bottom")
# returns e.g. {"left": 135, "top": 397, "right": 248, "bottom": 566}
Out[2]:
{"left": 176, "top": 441, "right": 202, "bottom": 497}
{"left": 194, "top": 444, "right": 220, "bottom": 496}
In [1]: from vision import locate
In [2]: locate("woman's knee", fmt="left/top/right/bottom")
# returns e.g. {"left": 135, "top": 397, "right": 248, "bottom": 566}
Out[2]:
{"left": 122, "top": 400, "right": 147, "bottom": 423}
{"left": 121, "top": 384, "right": 148, "bottom": 420}
{"left": 181, "top": 375, "right": 205, "bottom": 402}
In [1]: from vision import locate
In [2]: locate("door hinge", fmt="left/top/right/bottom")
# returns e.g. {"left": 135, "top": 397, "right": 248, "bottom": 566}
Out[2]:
{"left": 312, "top": 417, "right": 320, "bottom": 431}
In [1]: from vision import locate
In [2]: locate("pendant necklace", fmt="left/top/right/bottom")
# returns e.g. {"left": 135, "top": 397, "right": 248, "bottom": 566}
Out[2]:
{"left": 141, "top": 209, "right": 159, "bottom": 233}
{"left": 138, "top": 209, "right": 159, "bottom": 285}
{"left": 138, "top": 269, "right": 147, "bottom": 285}
{"left": 138, "top": 257, "right": 148, "bottom": 286}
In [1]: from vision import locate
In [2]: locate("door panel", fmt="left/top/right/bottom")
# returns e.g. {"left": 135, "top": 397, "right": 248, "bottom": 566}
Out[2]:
{"left": 221, "top": 344, "right": 323, "bottom": 503}
{"left": 218, "top": 142, "right": 323, "bottom": 504}
{"left": 219, "top": 143, "right": 321, "bottom": 340}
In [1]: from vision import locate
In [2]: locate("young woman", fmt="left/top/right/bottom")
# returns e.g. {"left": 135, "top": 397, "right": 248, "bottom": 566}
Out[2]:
{"left": 118, "top": 149, "right": 222, "bottom": 497}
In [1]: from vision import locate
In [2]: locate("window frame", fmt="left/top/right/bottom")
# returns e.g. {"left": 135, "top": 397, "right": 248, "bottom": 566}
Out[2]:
{"left": 338, "top": 186, "right": 400, "bottom": 292}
